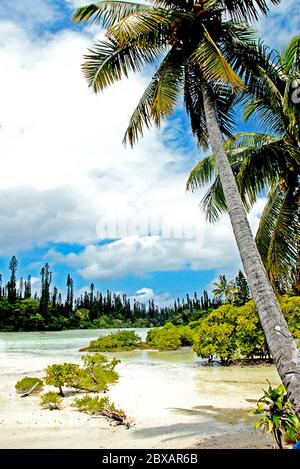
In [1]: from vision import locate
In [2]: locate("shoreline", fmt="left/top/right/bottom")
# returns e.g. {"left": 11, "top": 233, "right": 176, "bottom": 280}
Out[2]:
{"left": 0, "top": 330, "right": 280, "bottom": 449}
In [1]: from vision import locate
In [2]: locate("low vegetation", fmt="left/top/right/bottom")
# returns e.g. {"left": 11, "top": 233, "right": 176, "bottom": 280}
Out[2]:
{"left": 44, "top": 363, "right": 80, "bottom": 396}
{"left": 15, "top": 377, "right": 44, "bottom": 395}
{"left": 40, "top": 392, "right": 62, "bottom": 410}
{"left": 252, "top": 384, "right": 300, "bottom": 449}
{"left": 14, "top": 353, "right": 128, "bottom": 425}
{"left": 146, "top": 323, "right": 194, "bottom": 351}
{"left": 73, "top": 395, "right": 129, "bottom": 427}
{"left": 82, "top": 330, "right": 143, "bottom": 352}
{"left": 81, "top": 295, "right": 300, "bottom": 360}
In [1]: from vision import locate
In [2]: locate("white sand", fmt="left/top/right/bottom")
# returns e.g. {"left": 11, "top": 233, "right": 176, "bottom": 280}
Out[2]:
{"left": 0, "top": 351, "right": 280, "bottom": 449}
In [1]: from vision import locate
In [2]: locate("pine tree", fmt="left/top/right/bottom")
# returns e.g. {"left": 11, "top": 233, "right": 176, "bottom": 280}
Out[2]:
{"left": 52, "top": 286, "right": 58, "bottom": 309}
{"left": 234, "top": 270, "right": 250, "bottom": 306}
{"left": 7, "top": 256, "right": 18, "bottom": 304}
{"left": 24, "top": 275, "right": 32, "bottom": 299}
{"left": 19, "top": 277, "right": 24, "bottom": 299}
{"left": 39, "top": 263, "right": 52, "bottom": 319}
{"left": 66, "top": 274, "right": 74, "bottom": 315}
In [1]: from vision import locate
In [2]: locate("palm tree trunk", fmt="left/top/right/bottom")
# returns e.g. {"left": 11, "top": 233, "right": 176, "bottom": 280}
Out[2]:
{"left": 201, "top": 82, "right": 300, "bottom": 418}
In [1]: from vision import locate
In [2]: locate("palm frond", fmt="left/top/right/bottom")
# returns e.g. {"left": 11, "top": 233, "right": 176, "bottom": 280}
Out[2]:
{"left": 222, "top": 0, "right": 281, "bottom": 22}
{"left": 201, "top": 175, "right": 227, "bottom": 223}
{"left": 108, "top": 9, "right": 192, "bottom": 45}
{"left": 223, "top": 131, "right": 276, "bottom": 151}
{"left": 184, "top": 65, "right": 236, "bottom": 149}
{"left": 280, "top": 35, "right": 300, "bottom": 74}
{"left": 191, "top": 26, "right": 246, "bottom": 90}
{"left": 124, "top": 46, "right": 185, "bottom": 146}
{"left": 237, "top": 139, "right": 300, "bottom": 204}
{"left": 82, "top": 37, "right": 166, "bottom": 92}
{"left": 72, "top": 1, "right": 152, "bottom": 29}
{"left": 256, "top": 184, "right": 300, "bottom": 283}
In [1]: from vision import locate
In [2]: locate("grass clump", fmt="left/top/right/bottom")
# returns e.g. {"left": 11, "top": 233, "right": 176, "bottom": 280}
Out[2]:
{"left": 73, "top": 395, "right": 129, "bottom": 427}
{"left": 40, "top": 391, "right": 62, "bottom": 410}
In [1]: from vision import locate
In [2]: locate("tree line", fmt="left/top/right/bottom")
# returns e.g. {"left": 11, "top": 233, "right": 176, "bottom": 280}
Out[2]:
{"left": 0, "top": 256, "right": 229, "bottom": 331}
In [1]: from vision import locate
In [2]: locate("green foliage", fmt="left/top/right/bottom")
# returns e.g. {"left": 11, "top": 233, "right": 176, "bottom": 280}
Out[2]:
{"left": 86, "top": 330, "right": 142, "bottom": 351}
{"left": 252, "top": 383, "right": 300, "bottom": 449}
{"left": 73, "top": 394, "right": 128, "bottom": 425}
{"left": 75, "top": 308, "right": 90, "bottom": 321}
{"left": 40, "top": 392, "right": 62, "bottom": 410}
{"left": 177, "top": 325, "right": 195, "bottom": 346}
{"left": 74, "top": 354, "right": 120, "bottom": 392}
{"left": 280, "top": 295, "right": 300, "bottom": 339}
{"left": 73, "top": 394, "right": 109, "bottom": 414}
{"left": 146, "top": 323, "right": 181, "bottom": 351}
{"left": 193, "top": 321, "right": 236, "bottom": 364}
{"left": 44, "top": 363, "right": 80, "bottom": 395}
{"left": 234, "top": 271, "right": 250, "bottom": 306}
{"left": 15, "top": 377, "right": 44, "bottom": 394}
{"left": 192, "top": 302, "right": 267, "bottom": 363}
{"left": 212, "top": 274, "right": 237, "bottom": 304}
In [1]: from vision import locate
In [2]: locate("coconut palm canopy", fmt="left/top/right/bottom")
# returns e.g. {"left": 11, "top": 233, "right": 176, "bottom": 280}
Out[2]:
{"left": 187, "top": 36, "right": 300, "bottom": 288}
{"left": 73, "top": 0, "right": 300, "bottom": 418}
{"left": 73, "top": 0, "right": 281, "bottom": 148}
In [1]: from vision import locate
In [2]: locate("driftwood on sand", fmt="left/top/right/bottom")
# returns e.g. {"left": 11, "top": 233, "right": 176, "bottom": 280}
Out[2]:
{"left": 21, "top": 382, "right": 41, "bottom": 398}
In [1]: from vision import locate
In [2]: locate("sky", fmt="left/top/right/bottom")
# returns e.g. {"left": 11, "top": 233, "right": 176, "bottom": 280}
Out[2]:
{"left": 0, "top": 0, "right": 299, "bottom": 306}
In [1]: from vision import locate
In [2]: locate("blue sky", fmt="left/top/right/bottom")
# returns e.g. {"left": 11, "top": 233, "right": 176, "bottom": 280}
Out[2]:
{"left": 0, "top": 0, "right": 299, "bottom": 305}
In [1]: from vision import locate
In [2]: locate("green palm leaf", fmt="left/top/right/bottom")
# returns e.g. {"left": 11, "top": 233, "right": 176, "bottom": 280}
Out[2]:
{"left": 82, "top": 37, "right": 166, "bottom": 92}
{"left": 256, "top": 184, "right": 300, "bottom": 283}
{"left": 280, "top": 35, "right": 300, "bottom": 73}
{"left": 191, "top": 26, "right": 246, "bottom": 90}
{"left": 222, "top": 0, "right": 281, "bottom": 21}
{"left": 124, "top": 46, "right": 185, "bottom": 146}
{"left": 73, "top": 1, "right": 152, "bottom": 28}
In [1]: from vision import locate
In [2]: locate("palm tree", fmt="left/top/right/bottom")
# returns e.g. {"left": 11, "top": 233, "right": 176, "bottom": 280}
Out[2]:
{"left": 187, "top": 37, "right": 300, "bottom": 290}
{"left": 73, "top": 0, "right": 300, "bottom": 416}
{"left": 212, "top": 274, "right": 236, "bottom": 303}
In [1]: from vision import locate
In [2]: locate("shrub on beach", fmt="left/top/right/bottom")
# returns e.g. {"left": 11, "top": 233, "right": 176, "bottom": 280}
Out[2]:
{"left": 74, "top": 354, "right": 120, "bottom": 392}
{"left": 146, "top": 323, "right": 181, "bottom": 350}
{"left": 15, "top": 377, "right": 44, "bottom": 394}
{"left": 40, "top": 391, "right": 62, "bottom": 410}
{"left": 85, "top": 330, "right": 142, "bottom": 352}
{"left": 44, "top": 363, "right": 80, "bottom": 396}
{"left": 44, "top": 354, "right": 120, "bottom": 395}
{"left": 73, "top": 395, "right": 129, "bottom": 426}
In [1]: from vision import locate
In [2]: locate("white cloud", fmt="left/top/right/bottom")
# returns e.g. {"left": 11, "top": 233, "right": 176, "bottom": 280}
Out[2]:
{"left": 0, "top": 6, "right": 268, "bottom": 283}
{"left": 0, "top": 0, "right": 60, "bottom": 34}
{"left": 259, "top": 0, "right": 300, "bottom": 48}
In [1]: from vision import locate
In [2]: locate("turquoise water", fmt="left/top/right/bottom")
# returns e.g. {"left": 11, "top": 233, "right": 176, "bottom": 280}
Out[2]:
{"left": 0, "top": 328, "right": 281, "bottom": 448}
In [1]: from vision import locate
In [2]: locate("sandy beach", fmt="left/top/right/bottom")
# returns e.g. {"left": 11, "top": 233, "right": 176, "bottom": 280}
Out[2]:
{"left": 0, "top": 331, "right": 279, "bottom": 449}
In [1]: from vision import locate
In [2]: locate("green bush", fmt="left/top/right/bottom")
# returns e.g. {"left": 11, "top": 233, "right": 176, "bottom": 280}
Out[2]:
{"left": 73, "top": 395, "right": 128, "bottom": 426}
{"left": 177, "top": 325, "right": 194, "bottom": 346}
{"left": 40, "top": 391, "right": 62, "bottom": 410}
{"left": 44, "top": 363, "right": 80, "bottom": 396}
{"left": 86, "top": 330, "right": 142, "bottom": 351}
{"left": 74, "top": 354, "right": 120, "bottom": 392}
{"left": 280, "top": 295, "right": 300, "bottom": 339}
{"left": 15, "top": 377, "right": 44, "bottom": 394}
{"left": 193, "top": 321, "right": 235, "bottom": 364}
{"left": 252, "top": 383, "right": 300, "bottom": 449}
{"left": 192, "top": 302, "right": 269, "bottom": 363}
{"left": 73, "top": 395, "right": 110, "bottom": 414}
{"left": 146, "top": 323, "right": 181, "bottom": 350}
